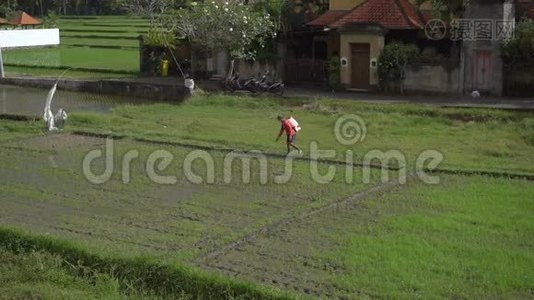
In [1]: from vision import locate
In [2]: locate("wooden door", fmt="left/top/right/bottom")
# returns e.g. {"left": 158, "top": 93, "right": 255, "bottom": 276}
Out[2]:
{"left": 350, "top": 43, "right": 370, "bottom": 90}
{"left": 473, "top": 50, "right": 492, "bottom": 91}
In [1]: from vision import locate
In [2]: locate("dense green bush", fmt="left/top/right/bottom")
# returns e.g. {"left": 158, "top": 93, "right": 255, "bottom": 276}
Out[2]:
{"left": 144, "top": 28, "right": 178, "bottom": 49}
{"left": 327, "top": 55, "right": 341, "bottom": 92}
{"left": 501, "top": 18, "right": 534, "bottom": 71}
{"left": 377, "top": 42, "right": 419, "bottom": 94}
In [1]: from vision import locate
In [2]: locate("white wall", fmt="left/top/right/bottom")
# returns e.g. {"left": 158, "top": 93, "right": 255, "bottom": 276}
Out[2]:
{"left": 404, "top": 65, "right": 459, "bottom": 94}
{"left": 237, "top": 61, "right": 280, "bottom": 80}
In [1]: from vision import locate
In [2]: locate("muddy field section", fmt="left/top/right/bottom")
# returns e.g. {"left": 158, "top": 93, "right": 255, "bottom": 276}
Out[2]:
{"left": 0, "top": 133, "right": 390, "bottom": 297}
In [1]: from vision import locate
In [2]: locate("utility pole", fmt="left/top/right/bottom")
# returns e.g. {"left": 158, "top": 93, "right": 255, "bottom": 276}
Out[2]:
{"left": 0, "top": 47, "right": 5, "bottom": 78}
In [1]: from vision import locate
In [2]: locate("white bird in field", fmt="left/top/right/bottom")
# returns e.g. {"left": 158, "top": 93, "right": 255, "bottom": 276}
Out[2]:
{"left": 44, "top": 70, "right": 69, "bottom": 131}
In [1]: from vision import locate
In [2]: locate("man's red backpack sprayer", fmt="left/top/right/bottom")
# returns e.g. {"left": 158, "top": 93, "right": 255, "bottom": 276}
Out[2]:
{"left": 288, "top": 117, "right": 301, "bottom": 132}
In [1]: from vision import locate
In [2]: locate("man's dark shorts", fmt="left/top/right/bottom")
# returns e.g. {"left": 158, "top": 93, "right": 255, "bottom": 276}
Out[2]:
{"left": 286, "top": 134, "right": 296, "bottom": 144}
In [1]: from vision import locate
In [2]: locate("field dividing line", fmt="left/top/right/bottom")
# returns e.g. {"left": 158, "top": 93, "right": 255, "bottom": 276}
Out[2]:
{"left": 4, "top": 130, "right": 533, "bottom": 180}
{"left": 194, "top": 173, "right": 417, "bottom": 264}
{"left": 0, "top": 134, "right": 48, "bottom": 147}
{"left": 131, "top": 134, "right": 534, "bottom": 181}
{"left": 96, "top": 132, "right": 534, "bottom": 181}
{"left": 131, "top": 138, "right": 396, "bottom": 170}
{"left": 0, "top": 145, "right": 56, "bottom": 154}
{"left": 0, "top": 114, "right": 41, "bottom": 121}
{"left": 424, "top": 168, "right": 534, "bottom": 181}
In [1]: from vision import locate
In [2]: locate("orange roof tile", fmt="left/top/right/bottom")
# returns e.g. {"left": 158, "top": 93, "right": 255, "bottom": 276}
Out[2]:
{"left": 9, "top": 11, "right": 41, "bottom": 25}
{"left": 311, "top": 0, "right": 424, "bottom": 30}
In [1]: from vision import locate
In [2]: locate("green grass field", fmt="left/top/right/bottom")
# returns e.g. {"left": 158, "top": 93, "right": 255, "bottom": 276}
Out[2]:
{"left": 328, "top": 176, "right": 534, "bottom": 298}
{"left": 0, "top": 250, "right": 167, "bottom": 299}
{"left": 62, "top": 37, "right": 139, "bottom": 48}
{"left": 3, "top": 16, "right": 146, "bottom": 76}
{"left": 68, "top": 95, "right": 534, "bottom": 174}
{"left": 4, "top": 47, "right": 140, "bottom": 71}
{"left": 0, "top": 95, "right": 533, "bottom": 298}
{"left": 206, "top": 175, "right": 534, "bottom": 298}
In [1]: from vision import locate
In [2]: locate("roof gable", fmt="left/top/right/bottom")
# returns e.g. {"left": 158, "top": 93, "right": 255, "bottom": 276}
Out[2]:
{"left": 9, "top": 11, "right": 41, "bottom": 25}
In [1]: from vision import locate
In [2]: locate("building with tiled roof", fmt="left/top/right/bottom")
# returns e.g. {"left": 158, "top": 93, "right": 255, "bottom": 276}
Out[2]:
{"left": 305, "top": 0, "right": 432, "bottom": 90}
{"left": 327, "top": 0, "right": 424, "bottom": 29}
{"left": 296, "top": 0, "right": 516, "bottom": 95}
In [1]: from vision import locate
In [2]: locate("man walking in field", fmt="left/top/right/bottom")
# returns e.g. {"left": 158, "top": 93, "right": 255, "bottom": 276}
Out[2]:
{"left": 275, "top": 115, "right": 302, "bottom": 154}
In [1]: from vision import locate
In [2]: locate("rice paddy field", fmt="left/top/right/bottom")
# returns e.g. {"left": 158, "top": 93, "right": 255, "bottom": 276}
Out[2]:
{"left": 0, "top": 94, "right": 533, "bottom": 299}
{"left": 2, "top": 16, "right": 147, "bottom": 77}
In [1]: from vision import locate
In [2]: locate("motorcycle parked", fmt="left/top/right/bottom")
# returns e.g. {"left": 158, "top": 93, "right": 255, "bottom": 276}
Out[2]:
{"left": 223, "top": 73, "right": 258, "bottom": 93}
{"left": 223, "top": 71, "right": 284, "bottom": 96}
{"left": 254, "top": 71, "right": 285, "bottom": 96}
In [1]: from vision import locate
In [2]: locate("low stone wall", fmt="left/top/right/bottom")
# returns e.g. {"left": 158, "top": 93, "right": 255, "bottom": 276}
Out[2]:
{"left": 404, "top": 65, "right": 459, "bottom": 94}
{"left": 0, "top": 77, "right": 189, "bottom": 102}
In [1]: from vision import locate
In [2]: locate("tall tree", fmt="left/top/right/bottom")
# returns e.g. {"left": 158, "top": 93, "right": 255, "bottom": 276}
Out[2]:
{"left": 123, "top": 0, "right": 174, "bottom": 26}
{"left": 172, "top": 0, "right": 276, "bottom": 76}
{"left": 501, "top": 18, "right": 534, "bottom": 71}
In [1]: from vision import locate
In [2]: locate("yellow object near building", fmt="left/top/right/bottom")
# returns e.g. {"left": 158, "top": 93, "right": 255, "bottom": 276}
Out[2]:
{"left": 161, "top": 59, "right": 169, "bottom": 77}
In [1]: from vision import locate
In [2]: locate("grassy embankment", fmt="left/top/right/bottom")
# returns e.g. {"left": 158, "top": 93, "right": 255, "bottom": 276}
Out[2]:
{"left": 66, "top": 94, "right": 534, "bottom": 175}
